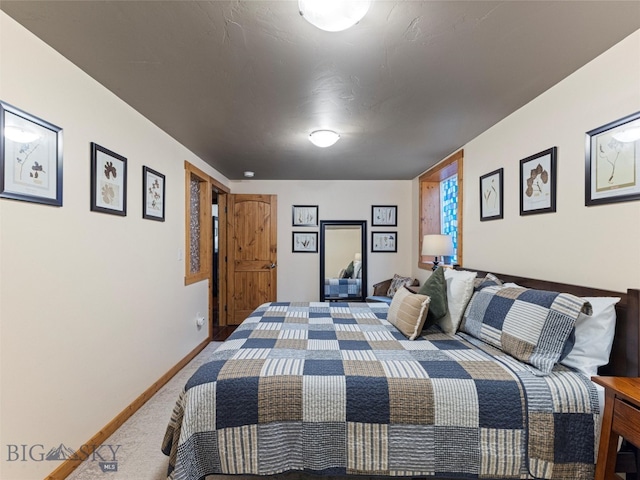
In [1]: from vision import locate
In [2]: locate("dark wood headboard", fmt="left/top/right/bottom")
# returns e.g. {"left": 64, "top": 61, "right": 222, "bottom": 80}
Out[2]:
{"left": 461, "top": 268, "right": 640, "bottom": 378}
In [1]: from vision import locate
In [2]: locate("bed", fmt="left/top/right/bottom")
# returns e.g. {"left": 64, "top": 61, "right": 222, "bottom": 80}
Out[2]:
{"left": 162, "top": 268, "right": 640, "bottom": 480}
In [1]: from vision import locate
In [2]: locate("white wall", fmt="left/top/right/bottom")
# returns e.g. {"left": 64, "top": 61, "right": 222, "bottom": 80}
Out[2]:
{"left": 230, "top": 180, "right": 413, "bottom": 300}
{"left": 0, "top": 13, "right": 227, "bottom": 480}
{"left": 413, "top": 29, "right": 640, "bottom": 292}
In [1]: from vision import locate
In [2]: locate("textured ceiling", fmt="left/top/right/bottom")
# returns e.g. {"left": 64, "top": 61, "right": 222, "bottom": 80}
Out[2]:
{"left": 2, "top": 1, "right": 639, "bottom": 180}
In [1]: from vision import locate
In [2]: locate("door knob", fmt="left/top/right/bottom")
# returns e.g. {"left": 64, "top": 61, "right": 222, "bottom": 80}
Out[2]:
{"left": 269, "top": 263, "right": 277, "bottom": 269}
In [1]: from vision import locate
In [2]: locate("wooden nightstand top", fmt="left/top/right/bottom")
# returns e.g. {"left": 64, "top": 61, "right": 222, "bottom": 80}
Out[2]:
{"left": 592, "top": 376, "right": 640, "bottom": 406}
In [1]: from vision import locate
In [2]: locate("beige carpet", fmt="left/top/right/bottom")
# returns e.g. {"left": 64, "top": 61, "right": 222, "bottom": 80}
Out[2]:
{"left": 67, "top": 342, "right": 224, "bottom": 480}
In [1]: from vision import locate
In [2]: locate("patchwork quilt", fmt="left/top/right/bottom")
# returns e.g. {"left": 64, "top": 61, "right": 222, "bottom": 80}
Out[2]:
{"left": 162, "top": 302, "right": 600, "bottom": 480}
{"left": 324, "top": 278, "right": 362, "bottom": 298}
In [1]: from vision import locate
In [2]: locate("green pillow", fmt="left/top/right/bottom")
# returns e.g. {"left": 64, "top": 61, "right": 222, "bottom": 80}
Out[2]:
{"left": 418, "top": 266, "right": 448, "bottom": 324}
{"left": 343, "top": 261, "right": 354, "bottom": 279}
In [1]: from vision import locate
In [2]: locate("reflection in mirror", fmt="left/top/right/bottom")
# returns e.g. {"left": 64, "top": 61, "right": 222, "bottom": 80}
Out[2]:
{"left": 320, "top": 220, "right": 367, "bottom": 302}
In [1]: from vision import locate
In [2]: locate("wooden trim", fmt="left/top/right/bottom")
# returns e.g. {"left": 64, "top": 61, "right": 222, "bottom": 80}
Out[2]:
{"left": 184, "top": 162, "right": 212, "bottom": 285}
{"left": 418, "top": 149, "right": 464, "bottom": 270}
{"left": 209, "top": 174, "right": 230, "bottom": 194}
{"left": 45, "top": 338, "right": 210, "bottom": 480}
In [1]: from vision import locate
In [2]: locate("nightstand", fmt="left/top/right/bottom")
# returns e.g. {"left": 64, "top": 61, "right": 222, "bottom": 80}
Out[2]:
{"left": 592, "top": 376, "right": 640, "bottom": 480}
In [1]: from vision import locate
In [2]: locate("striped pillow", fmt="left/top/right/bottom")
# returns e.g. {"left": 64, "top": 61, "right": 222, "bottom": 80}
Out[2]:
{"left": 387, "top": 287, "right": 431, "bottom": 340}
{"left": 460, "top": 285, "right": 590, "bottom": 373}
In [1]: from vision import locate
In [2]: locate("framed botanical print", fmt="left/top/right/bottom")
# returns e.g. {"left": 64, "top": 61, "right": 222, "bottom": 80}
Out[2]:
{"left": 371, "top": 205, "right": 397, "bottom": 226}
{"left": 143, "top": 166, "right": 165, "bottom": 221}
{"left": 479, "top": 168, "right": 503, "bottom": 221}
{"left": 292, "top": 205, "right": 318, "bottom": 226}
{"left": 90, "top": 142, "right": 127, "bottom": 216}
{"left": 292, "top": 231, "right": 317, "bottom": 252}
{"left": 0, "top": 101, "right": 63, "bottom": 206}
{"left": 585, "top": 111, "right": 640, "bottom": 206}
{"left": 371, "top": 231, "right": 397, "bottom": 252}
{"left": 520, "top": 147, "right": 557, "bottom": 216}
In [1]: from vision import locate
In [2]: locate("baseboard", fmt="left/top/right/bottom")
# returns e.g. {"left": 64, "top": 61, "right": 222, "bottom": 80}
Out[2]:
{"left": 45, "top": 338, "right": 210, "bottom": 480}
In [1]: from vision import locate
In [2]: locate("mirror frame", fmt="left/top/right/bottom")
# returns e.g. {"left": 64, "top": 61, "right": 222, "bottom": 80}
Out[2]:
{"left": 319, "top": 220, "right": 367, "bottom": 302}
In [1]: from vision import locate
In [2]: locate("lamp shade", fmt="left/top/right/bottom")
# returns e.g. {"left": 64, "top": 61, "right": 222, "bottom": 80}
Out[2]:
{"left": 309, "top": 130, "right": 340, "bottom": 147}
{"left": 421, "top": 234, "right": 454, "bottom": 257}
{"left": 299, "top": 0, "right": 371, "bottom": 32}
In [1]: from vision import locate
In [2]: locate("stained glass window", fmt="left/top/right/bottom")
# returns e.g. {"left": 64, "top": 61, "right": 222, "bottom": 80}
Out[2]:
{"left": 440, "top": 174, "right": 458, "bottom": 263}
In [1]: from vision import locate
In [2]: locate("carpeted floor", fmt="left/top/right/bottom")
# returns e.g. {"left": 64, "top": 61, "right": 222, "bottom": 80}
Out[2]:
{"left": 67, "top": 342, "right": 224, "bottom": 480}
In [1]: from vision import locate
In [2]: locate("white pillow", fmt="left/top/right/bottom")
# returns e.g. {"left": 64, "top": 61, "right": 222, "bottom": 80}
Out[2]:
{"left": 560, "top": 296, "right": 620, "bottom": 377}
{"left": 353, "top": 261, "right": 362, "bottom": 279}
{"left": 439, "top": 269, "right": 477, "bottom": 335}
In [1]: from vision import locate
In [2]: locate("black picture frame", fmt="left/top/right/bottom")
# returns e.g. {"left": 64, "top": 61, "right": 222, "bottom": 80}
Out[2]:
{"left": 142, "top": 166, "right": 165, "bottom": 221}
{"left": 519, "top": 147, "right": 557, "bottom": 216}
{"left": 479, "top": 168, "right": 503, "bottom": 221}
{"left": 0, "top": 101, "right": 63, "bottom": 206}
{"left": 292, "top": 205, "right": 318, "bottom": 226}
{"left": 371, "top": 205, "right": 397, "bottom": 226}
{"left": 90, "top": 142, "right": 127, "bottom": 216}
{"left": 585, "top": 111, "right": 640, "bottom": 206}
{"left": 292, "top": 231, "right": 318, "bottom": 252}
{"left": 371, "top": 231, "right": 397, "bottom": 252}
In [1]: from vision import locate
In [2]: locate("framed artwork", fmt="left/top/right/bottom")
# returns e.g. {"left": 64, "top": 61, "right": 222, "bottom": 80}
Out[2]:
{"left": 292, "top": 231, "right": 317, "bottom": 252}
{"left": 479, "top": 168, "right": 503, "bottom": 221}
{"left": 519, "top": 147, "right": 557, "bottom": 216}
{"left": 0, "top": 101, "right": 63, "bottom": 206}
{"left": 371, "top": 205, "right": 397, "bottom": 226}
{"left": 90, "top": 142, "right": 127, "bottom": 216}
{"left": 585, "top": 111, "right": 640, "bottom": 206}
{"left": 142, "top": 166, "right": 165, "bottom": 221}
{"left": 292, "top": 205, "right": 318, "bottom": 226}
{"left": 371, "top": 231, "right": 397, "bottom": 252}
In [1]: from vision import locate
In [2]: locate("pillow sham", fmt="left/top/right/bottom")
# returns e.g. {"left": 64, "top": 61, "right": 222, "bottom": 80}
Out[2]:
{"left": 387, "top": 274, "right": 414, "bottom": 297}
{"left": 460, "top": 285, "right": 591, "bottom": 374}
{"left": 353, "top": 260, "right": 362, "bottom": 279}
{"left": 387, "top": 287, "right": 431, "bottom": 340}
{"left": 437, "top": 269, "right": 477, "bottom": 335}
{"left": 417, "top": 266, "right": 448, "bottom": 325}
{"left": 560, "top": 296, "right": 620, "bottom": 377}
{"left": 474, "top": 272, "right": 503, "bottom": 291}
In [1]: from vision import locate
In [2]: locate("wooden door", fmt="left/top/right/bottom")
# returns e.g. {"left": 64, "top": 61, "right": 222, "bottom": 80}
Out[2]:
{"left": 227, "top": 194, "right": 277, "bottom": 325}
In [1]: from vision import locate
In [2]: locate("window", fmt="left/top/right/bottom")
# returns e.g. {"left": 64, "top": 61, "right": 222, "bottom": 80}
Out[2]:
{"left": 418, "top": 150, "right": 463, "bottom": 269}
{"left": 184, "top": 161, "right": 211, "bottom": 285}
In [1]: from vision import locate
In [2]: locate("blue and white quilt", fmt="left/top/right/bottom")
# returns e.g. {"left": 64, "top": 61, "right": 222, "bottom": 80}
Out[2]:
{"left": 324, "top": 278, "right": 362, "bottom": 298}
{"left": 163, "top": 301, "right": 599, "bottom": 480}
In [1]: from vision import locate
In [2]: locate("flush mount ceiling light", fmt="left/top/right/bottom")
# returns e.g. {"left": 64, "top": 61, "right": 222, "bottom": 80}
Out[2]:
{"left": 4, "top": 125, "right": 40, "bottom": 143}
{"left": 299, "top": 0, "right": 371, "bottom": 32}
{"left": 243, "top": 171, "right": 255, "bottom": 178}
{"left": 308, "top": 130, "right": 340, "bottom": 148}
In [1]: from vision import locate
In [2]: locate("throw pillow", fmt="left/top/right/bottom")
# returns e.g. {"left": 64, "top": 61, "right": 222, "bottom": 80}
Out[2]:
{"left": 342, "top": 261, "right": 354, "bottom": 279}
{"left": 353, "top": 260, "right": 362, "bottom": 279}
{"left": 438, "top": 269, "right": 477, "bottom": 335}
{"left": 417, "top": 266, "right": 448, "bottom": 325}
{"left": 387, "top": 287, "right": 431, "bottom": 340}
{"left": 460, "top": 285, "right": 590, "bottom": 374}
{"left": 474, "top": 273, "right": 503, "bottom": 291}
{"left": 387, "top": 274, "right": 413, "bottom": 297}
{"left": 560, "top": 296, "right": 620, "bottom": 377}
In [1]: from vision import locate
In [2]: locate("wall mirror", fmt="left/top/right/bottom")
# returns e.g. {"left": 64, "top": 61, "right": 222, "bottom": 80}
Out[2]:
{"left": 320, "top": 220, "right": 367, "bottom": 302}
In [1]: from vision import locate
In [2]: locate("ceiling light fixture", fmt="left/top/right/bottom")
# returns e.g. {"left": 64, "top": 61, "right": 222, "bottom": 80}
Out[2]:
{"left": 299, "top": 0, "right": 371, "bottom": 32}
{"left": 244, "top": 171, "right": 255, "bottom": 178}
{"left": 308, "top": 130, "right": 340, "bottom": 148}
{"left": 4, "top": 125, "right": 40, "bottom": 143}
